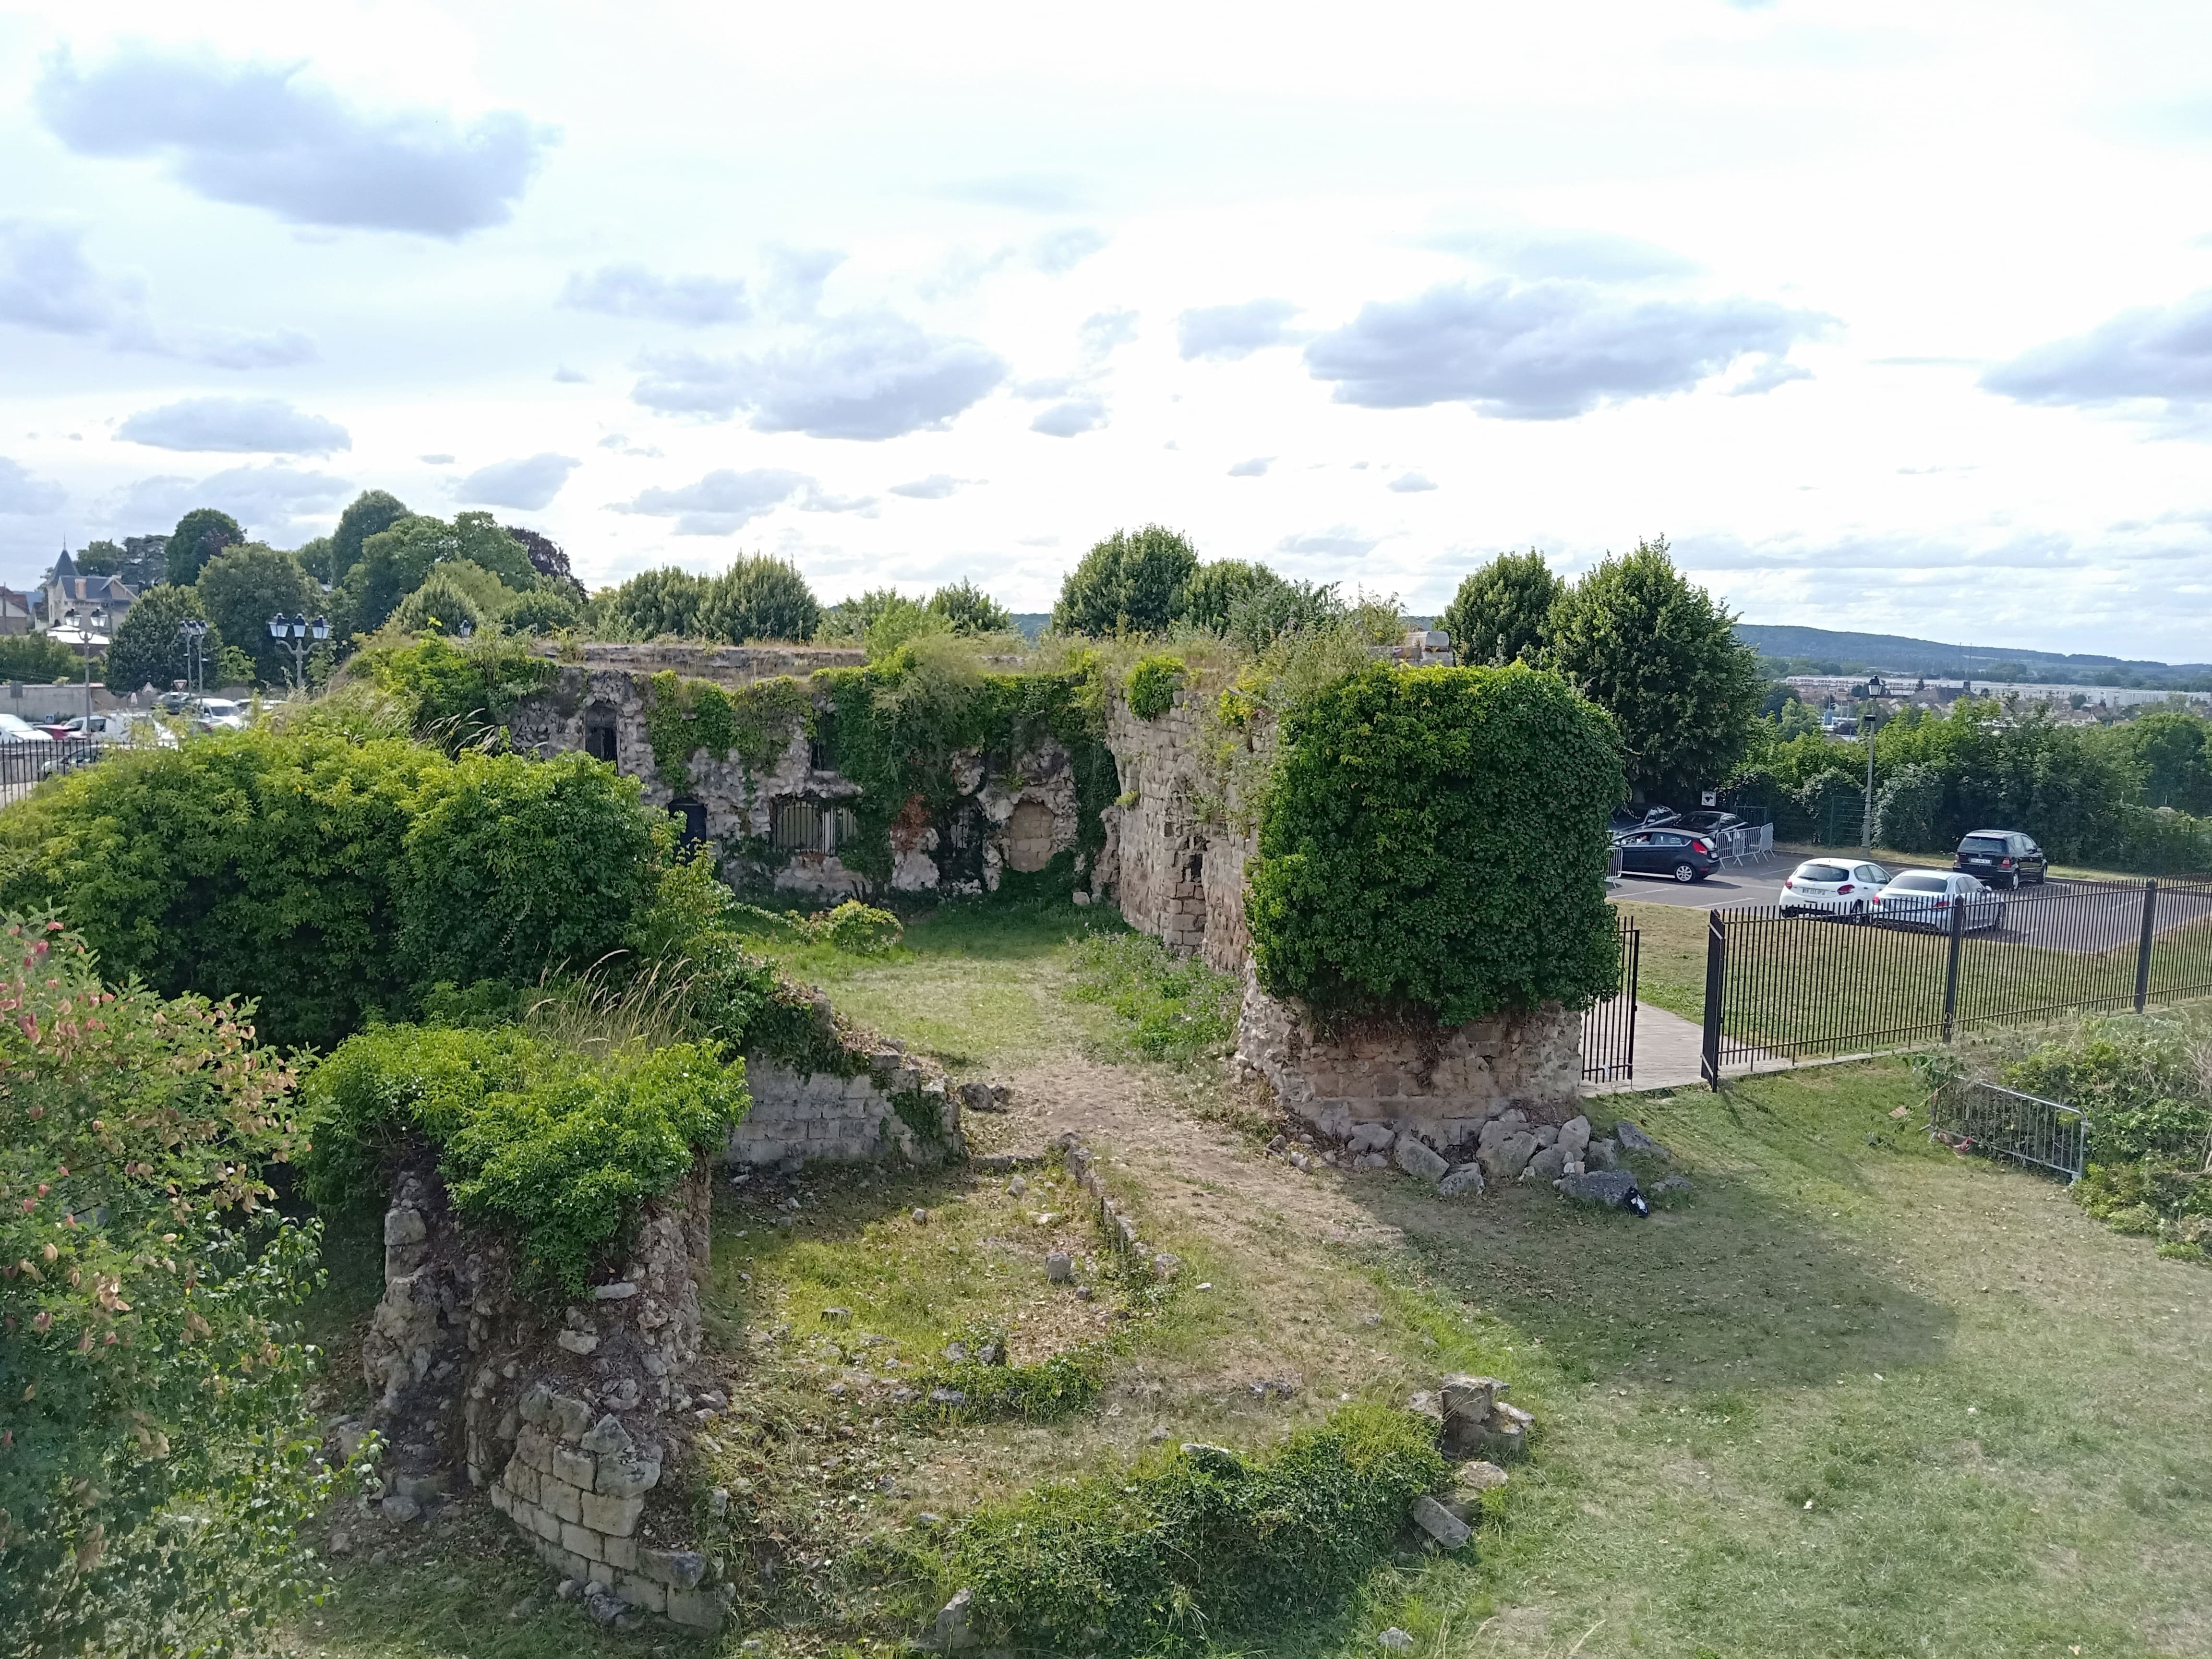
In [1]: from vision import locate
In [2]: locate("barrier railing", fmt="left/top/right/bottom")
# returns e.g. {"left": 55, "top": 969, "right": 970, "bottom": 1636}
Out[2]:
{"left": 1928, "top": 1079, "right": 2088, "bottom": 1182}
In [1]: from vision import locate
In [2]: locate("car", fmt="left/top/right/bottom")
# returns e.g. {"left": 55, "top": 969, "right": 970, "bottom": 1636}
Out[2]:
{"left": 0, "top": 714, "right": 54, "bottom": 744}
{"left": 1673, "top": 810, "right": 1746, "bottom": 838}
{"left": 1779, "top": 857, "right": 1892, "bottom": 919}
{"left": 1608, "top": 804, "right": 1681, "bottom": 836}
{"left": 1873, "top": 870, "right": 2007, "bottom": 932}
{"left": 1615, "top": 826, "right": 1722, "bottom": 882}
{"left": 1953, "top": 829, "right": 2046, "bottom": 888}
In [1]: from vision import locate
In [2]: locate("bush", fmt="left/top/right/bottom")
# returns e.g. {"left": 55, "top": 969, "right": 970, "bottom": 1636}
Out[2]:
{"left": 1247, "top": 662, "right": 1624, "bottom": 1024}
{"left": 2002, "top": 1013, "right": 2209, "bottom": 1165}
{"left": 1441, "top": 549, "right": 1562, "bottom": 667}
{"left": 1122, "top": 654, "right": 1185, "bottom": 720}
{"left": 804, "top": 900, "right": 902, "bottom": 955}
{"left": 927, "top": 579, "right": 1014, "bottom": 637}
{"left": 606, "top": 557, "right": 820, "bottom": 643}
{"left": 1871, "top": 761, "right": 1948, "bottom": 852}
{"left": 357, "top": 632, "right": 556, "bottom": 752}
{"left": 0, "top": 632, "right": 80, "bottom": 684}
{"left": 501, "top": 586, "right": 582, "bottom": 635}
{"left": 1178, "top": 559, "right": 1283, "bottom": 634}
{"left": 1070, "top": 931, "right": 1240, "bottom": 1062}
{"left": 0, "top": 917, "right": 339, "bottom": 1656}
{"left": 945, "top": 1404, "right": 1445, "bottom": 1656}
{"left": 301, "top": 1024, "right": 746, "bottom": 1296}
{"left": 1052, "top": 526, "right": 1199, "bottom": 637}
{"left": 389, "top": 568, "right": 487, "bottom": 637}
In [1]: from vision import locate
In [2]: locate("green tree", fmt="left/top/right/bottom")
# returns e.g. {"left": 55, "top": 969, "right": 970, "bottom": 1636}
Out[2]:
{"left": 0, "top": 917, "right": 339, "bottom": 1656}
{"left": 928, "top": 578, "right": 1014, "bottom": 635}
{"left": 390, "top": 569, "right": 488, "bottom": 637}
{"left": 1178, "top": 559, "right": 1283, "bottom": 634}
{"left": 1051, "top": 525, "right": 1199, "bottom": 636}
{"left": 337, "top": 512, "right": 537, "bottom": 637}
{"left": 1440, "top": 550, "right": 1563, "bottom": 666}
{"left": 100, "top": 583, "right": 223, "bottom": 696}
{"left": 1246, "top": 663, "right": 1624, "bottom": 1024}
{"left": 164, "top": 507, "right": 244, "bottom": 585}
{"left": 605, "top": 566, "right": 709, "bottom": 638}
{"left": 2121, "top": 710, "right": 2212, "bottom": 813}
{"left": 195, "top": 543, "right": 317, "bottom": 685}
{"left": 697, "top": 554, "right": 820, "bottom": 642}
{"left": 1548, "top": 537, "right": 1762, "bottom": 798}
{"left": 1223, "top": 577, "right": 1345, "bottom": 652}
{"left": 327, "top": 488, "right": 410, "bottom": 584}
{"left": 501, "top": 585, "right": 582, "bottom": 635}
{"left": 0, "top": 633, "right": 82, "bottom": 683}
{"left": 74, "top": 535, "right": 168, "bottom": 590}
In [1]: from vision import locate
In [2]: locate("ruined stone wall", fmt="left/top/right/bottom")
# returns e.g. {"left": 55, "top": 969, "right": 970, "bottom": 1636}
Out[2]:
{"left": 729, "top": 1034, "right": 962, "bottom": 1169}
{"left": 525, "top": 641, "right": 866, "bottom": 683}
{"left": 1100, "top": 691, "right": 1253, "bottom": 973}
{"left": 354, "top": 1151, "right": 732, "bottom": 1631}
{"left": 1235, "top": 963, "right": 1583, "bottom": 1150}
{"left": 506, "top": 667, "right": 1091, "bottom": 900}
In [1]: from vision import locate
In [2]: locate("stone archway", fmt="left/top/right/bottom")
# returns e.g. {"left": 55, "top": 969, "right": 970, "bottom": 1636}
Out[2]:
{"left": 1003, "top": 799, "right": 1057, "bottom": 872}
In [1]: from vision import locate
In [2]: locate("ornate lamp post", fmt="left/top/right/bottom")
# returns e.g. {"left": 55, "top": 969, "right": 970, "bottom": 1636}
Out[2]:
{"left": 177, "top": 618, "right": 210, "bottom": 710}
{"left": 266, "top": 613, "right": 330, "bottom": 691}
{"left": 57, "top": 604, "right": 108, "bottom": 729}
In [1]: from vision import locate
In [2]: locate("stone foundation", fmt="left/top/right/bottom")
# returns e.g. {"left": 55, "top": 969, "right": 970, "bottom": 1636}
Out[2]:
{"left": 1235, "top": 964, "right": 1582, "bottom": 1154}
{"left": 728, "top": 1038, "right": 961, "bottom": 1168}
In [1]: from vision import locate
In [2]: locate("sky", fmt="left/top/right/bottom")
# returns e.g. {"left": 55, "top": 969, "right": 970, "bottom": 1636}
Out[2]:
{"left": 4, "top": 1, "right": 2212, "bottom": 658}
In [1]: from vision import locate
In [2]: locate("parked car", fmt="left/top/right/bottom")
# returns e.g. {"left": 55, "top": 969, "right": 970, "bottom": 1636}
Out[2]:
{"left": 1608, "top": 804, "right": 1681, "bottom": 836}
{"left": 0, "top": 714, "right": 54, "bottom": 744}
{"left": 1615, "top": 827, "right": 1721, "bottom": 882}
{"left": 58, "top": 712, "right": 176, "bottom": 746}
{"left": 1953, "top": 829, "right": 2047, "bottom": 888}
{"left": 1673, "top": 810, "right": 1746, "bottom": 838}
{"left": 1779, "top": 857, "right": 1892, "bottom": 919}
{"left": 1873, "top": 870, "right": 2007, "bottom": 932}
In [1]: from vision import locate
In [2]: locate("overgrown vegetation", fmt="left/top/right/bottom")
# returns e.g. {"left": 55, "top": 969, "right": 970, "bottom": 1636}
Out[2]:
{"left": 939, "top": 1404, "right": 1446, "bottom": 1656}
{"left": 640, "top": 670, "right": 814, "bottom": 793}
{"left": 1249, "top": 662, "right": 1624, "bottom": 1024}
{"left": 1069, "top": 931, "right": 1240, "bottom": 1061}
{"left": 1123, "top": 653, "right": 1185, "bottom": 720}
{"left": 0, "top": 918, "right": 340, "bottom": 1657}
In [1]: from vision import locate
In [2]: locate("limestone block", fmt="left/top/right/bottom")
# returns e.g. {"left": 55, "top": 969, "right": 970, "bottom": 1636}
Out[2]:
{"left": 640, "top": 1548, "right": 707, "bottom": 1589}
{"left": 548, "top": 1393, "right": 593, "bottom": 1440}
{"left": 1411, "top": 1494, "right": 1472, "bottom": 1551}
{"left": 615, "top": 1572, "right": 668, "bottom": 1615}
{"left": 580, "top": 1491, "right": 645, "bottom": 1535}
{"left": 527, "top": 1503, "right": 564, "bottom": 1544}
{"left": 665, "top": 1587, "right": 727, "bottom": 1630}
{"left": 601, "top": 1532, "right": 639, "bottom": 1571}
{"left": 579, "top": 1416, "right": 632, "bottom": 1456}
{"left": 542, "top": 1478, "right": 582, "bottom": 1525}
{"left": 1394, "top": 1135, "right": 1449, "bottom": 1182}
{"left": 1558, "top": 1116, "right": 1591, "bottom": 1164}
{"left": 551, "top": 1444, "right": 597, "bottom": 1489}
{"left": 1522, "top": 1144, "right": 1568, "bottom": 1184}
{"left": 1438, "top": 1163, "right": 1484, "bottom": 1198}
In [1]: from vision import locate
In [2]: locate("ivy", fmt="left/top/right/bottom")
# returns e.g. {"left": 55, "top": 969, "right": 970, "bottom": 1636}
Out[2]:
{"left": 643, "top": 672, "right": 816, "bottom": 795}
{"left": 1123, "top": 653, "right": 1185, "bottom": 720}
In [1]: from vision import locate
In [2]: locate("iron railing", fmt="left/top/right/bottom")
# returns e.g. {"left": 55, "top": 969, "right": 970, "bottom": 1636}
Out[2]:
{"left": 1928, "top": 1079, "right": 2088, "bottom": 1182}
{"left": 0, "top": 738, "right": 106, "bottom": 791}
{"left": 1581, "top": 914, "right": 1641, "bottom": 1082}
{"left": 1700, "top": 877, "right": 2212, "bottom": 1085}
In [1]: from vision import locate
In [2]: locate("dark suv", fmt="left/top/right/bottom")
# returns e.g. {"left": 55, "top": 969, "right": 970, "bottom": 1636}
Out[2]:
{"left": 1953, "top": 830, "right": 2047, "bottom": 888}
{"left": 1615, "top": 827, "right": 1721, "bottom": 883}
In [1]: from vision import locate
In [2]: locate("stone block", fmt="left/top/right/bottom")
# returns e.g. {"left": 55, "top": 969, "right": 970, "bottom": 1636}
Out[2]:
{"left": 597, "top": 1449, "right": 661, "bottom": 1497}
{"left": 615, "top": 1572, "right": 668, "bottom": 1615}
{"left": 527, "top": 1502, "right": 564, "bottom": 1544}
{"left": 665, "top": 1587, "right": 726, "bottom": 1631}
{"left": 1411, "top": 1494, "right": 1472, "bottom": 1551}
{"left": 489, "top": 1482, "right": 512, "bottom": 1515}
{"left": 640, "top": 1548, "right": 707, "bottom": 1589}
{"left": 551, "top": 1444, "right": 597, "bottom": 1490}
{"left": 562, "top": 1521, "right": 605, "bottom": 1563}
{"left": 1394, "top": 1135, "right": 1449, "bottom": 1183}
{"left": 514, "top": 1425, "right": 552, "bottom": 1473}
{"left": 505, "top": 1460, "right": 540, "bottom": 1505}
{"left": 601, "top": 1531, "right": 639, "bottom": 1571}
{"left": 579, "top": 1415, "right": 632, "bottom": 1456}
{"left": 543, "top": 1478, "right": 582, "bottom": 1525}
{"left": 580, "top": 1491, "right": 645, "bottom": 1535}
{"left": 548, "top": 1393, "right": 593, "bottom": 1440}
{"left": 1521, "top": 1144, "right": 1568, "bottom": 1184}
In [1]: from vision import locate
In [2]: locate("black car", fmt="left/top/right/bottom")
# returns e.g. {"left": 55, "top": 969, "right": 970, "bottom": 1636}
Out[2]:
{"left": 1608, "top": 804, "right": 1681, "bottom": 836}
{"left": 1615, "top": 827, "right": 1721, "bottom": 883}
{"left": 1672, "top": 810, "right": 1746, "bottom": 837}
{"left": 1952, "top": 830, "right": 2047, "bottom": 888}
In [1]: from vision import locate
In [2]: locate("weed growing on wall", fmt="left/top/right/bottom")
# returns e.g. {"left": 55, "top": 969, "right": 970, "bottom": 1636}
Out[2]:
{"left": 355, "top": 633, "right": 555, "bottom": 752}
{"left": 1122, "top": 653, "right": 1186, "bottom": 720}
{"left": 1248, "top": 662, "right": 1624, "bottom": 1024}
{"left": 642, "top": 671, "right": 816, "bottom": 794}
{"left": 940, "top": 1403, "right": 1444, "bottom": 1656}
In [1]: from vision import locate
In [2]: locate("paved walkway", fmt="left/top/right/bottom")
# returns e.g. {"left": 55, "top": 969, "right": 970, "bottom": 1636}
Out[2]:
{"left": 1582, "top": 1000, "right": 1795, "bottom": 1095}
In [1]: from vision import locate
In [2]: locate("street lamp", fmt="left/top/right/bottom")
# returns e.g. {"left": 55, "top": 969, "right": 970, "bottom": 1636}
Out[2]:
{"left": 266, "top": 613, "right": 330, "bottom": 691}
{"left": 58, "top": 604, "right": 108, "bottom": 731}
{"left": 177, "top": 618, "right": 211, "bottom": 710}
{"left": 1861, "top": 706, "right": 1884, "bottom": 850}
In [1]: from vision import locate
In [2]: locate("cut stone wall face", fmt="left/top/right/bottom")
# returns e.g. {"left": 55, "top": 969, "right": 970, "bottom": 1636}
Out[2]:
{"left": 1100, "top": 692, "right": 1252, "bottom": 972}
{"left": 1235, "top": 962, "right": 1583, "bottom": 1150}
{"left": 726, "top": 1041, "right": 961, "bottom": 1170}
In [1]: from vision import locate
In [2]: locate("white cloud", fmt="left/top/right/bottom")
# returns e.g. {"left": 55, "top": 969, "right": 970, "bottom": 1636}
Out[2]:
{"left": 1304, "top": 278, "right": 1831, "bottom": 419}
{"left": 108, "top": 464, "right": 350, "bottom": 542}
{"left": 1387, "top": 472, "right": 1438, "bottom": 493}
{"left": 1983, "top": 290, "right": 2212, "bottom": 413}
{"left": 762, "top": 246, "right": 845, "bottom": 319}
{"left": 37, "top": 46, "right": 554, "bottom": 237}
{"left": 419, "top": 453, "right": 455, "bottom": 465}
{"left": 613, "top": 467, "right": 812, "bottom": 535}
{"left": 455, "top": 453, "right": 580, "bottom": 510}
{"left": 0, "top": 458, "right": 66, "bottom": 516}
{"left": 1227, "top": 457, "right": 1273, "bottom": 477}
{"left": 888, "top": 475, "right": 972, "bottom": 499}
{"left": 1032, "top": 228, "right": 1107, "bottom": 274}
{"left": 632, "top": 312, "right": 1006, "bottom": 439}
{"left": 562, "top": 264, "right": 749, "bottom": 326}
{"left": 118, "top": 397, "right": 350, "bottom": 455}
{"left": 940, "top": 174, "right": 1088, "bottom": 212}
{"left": 1177, "top": 298, "right": 1301, "bottom": 361}
{"left": 1030, "top": 398, "right": 1106, "bottom": 437}
{"left": 1277, "top": 527, "right": 1383, "bottom": 558}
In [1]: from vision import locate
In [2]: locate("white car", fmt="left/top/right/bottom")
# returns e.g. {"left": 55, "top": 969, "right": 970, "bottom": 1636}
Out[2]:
{"left": 1779, "top": 857, "right": 1891, "bottom": 920}
{"left": 0, "top": 713, "right": 53, "bottom": 744}
{"left": 1873, "top": 870, "right": 2008, "bottom": 933}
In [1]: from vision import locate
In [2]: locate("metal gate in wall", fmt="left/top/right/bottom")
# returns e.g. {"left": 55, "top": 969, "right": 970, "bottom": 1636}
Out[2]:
{"left": 1581, "top": 914, "right": 1641, "bottom": 1083}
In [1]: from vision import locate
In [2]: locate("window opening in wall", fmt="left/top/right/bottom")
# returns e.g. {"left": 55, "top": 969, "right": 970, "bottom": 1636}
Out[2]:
{"left": 669, "top": 798, "right": 707, "bottom": 851}
{"left": 583, "top": 706, "right": 618, "bottom": 765}
{"left": 771, "top": 798, "right": 823, "bottom": 853}
{"left": 830, "top": 805, "right": 859, "bottom": 850}
{"left": 809, "top": 714, "right": 836, "bottom": 773}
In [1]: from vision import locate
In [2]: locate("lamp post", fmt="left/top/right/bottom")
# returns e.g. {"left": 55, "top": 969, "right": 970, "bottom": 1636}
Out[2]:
{"left": 1861, "top": 707, "right": 1883, "bottom": 849}
{"left": 177, "top": 618, "right": 210, "bottom": 711}
{"left": 266, "top": 613, "right": 330, "bottom": 691}
{"left": 58, "top": 604, "right": 108, "bottom": 730}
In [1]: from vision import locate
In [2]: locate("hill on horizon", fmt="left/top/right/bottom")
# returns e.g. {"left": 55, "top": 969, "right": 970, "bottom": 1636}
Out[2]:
{"left": 1732, "top": 624, "right": 2212, "bottom": 686}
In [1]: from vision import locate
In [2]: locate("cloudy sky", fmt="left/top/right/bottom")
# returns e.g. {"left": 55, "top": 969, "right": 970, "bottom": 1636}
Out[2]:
{"left": 5, "top": 1, "right": 2212, "bottom": 658}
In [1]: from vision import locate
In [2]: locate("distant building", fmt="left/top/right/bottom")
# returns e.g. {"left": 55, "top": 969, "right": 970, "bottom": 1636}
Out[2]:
{"left": 40, "top": 549, "right": 135, "bottom": 633}
{"left": 0, "top": 587, "right": 35, "bottom": 635}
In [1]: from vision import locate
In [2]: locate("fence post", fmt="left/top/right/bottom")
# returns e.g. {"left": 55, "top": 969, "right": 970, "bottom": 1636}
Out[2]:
{"left": 2134, "top": 879, "right": 2160, "bottom": 1013}
{"left": 1940, "top": 892, "right": 1966, "bottom": 1043}
{"left": 1700, "top": 910, "right": 1725, "bottom": 1090}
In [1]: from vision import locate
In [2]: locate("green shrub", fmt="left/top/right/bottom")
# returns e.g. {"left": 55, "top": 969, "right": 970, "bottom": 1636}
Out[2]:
{"left": 0, "top": 917, "right": 340, "bottom": 1656}
{"left": 1070, "top": 931, "right": 1239, "bottom": 1061}
{"left": 501, "top": 586, "right": 582, "bottom": 635}
{"left": 2002, "top": 1013, "right": 2209, "bottom": 1164}
{"left": 1052, "top": 525, "right": 1199, "bottom": 637}
{"left": 357, "top": 632, "right": 555, "bottom": 752}
{"left": 1870, "top": 760, "right": 1948, "bottom": 852}
{"left": 805, "top": 900, "right": 902, "bottom": 955}
{"left": 389, "top": 569, "right": 487, "bottom": 637}
{"left": 1247, "top": 662, "right": 1623, "bottom": 1024}
{"left": 1123, "top": 654, "right": 1185, "bottom": 720}
{"left": 301, "top": 1024, "right": 746, "bottom": 1296}
{"left": 946, "top": 1403, "right": 1446, "bottom": 1656}
{"left": 909, "top": 1348, "right": 1105, "bottom": 1422}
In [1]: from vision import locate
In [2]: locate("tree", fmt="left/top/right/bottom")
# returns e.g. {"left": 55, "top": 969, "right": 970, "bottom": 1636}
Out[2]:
{"left": 1548, "top": 537, "right": 1762, "bottom": 798}
{"left": 1441, "top": 550, "right": 1563, "bottom": 666}
{"left": 501, "top": 586, "right": 582, "bottom": 635}
{"left": 391, "top": 570, "right": 488, "bottom": 637}
{"left": 327, "top": 489, "right": 410, "bottom": 584}
{"left": 605, "top": 567, "right": 709, "bottom": 638}
{"left": 165, "top": 508, "right": 244, "bottom": 585}
{"left": 101, "top": 583, "right": 224, "bottom": 696}
{"left": 0, "top": 632, "right": 82, "bottom": 683}
{"left": 503, "top": 524, "right": 587, "bottom": 601}
{"left": 1051, "top": 525, "right": 1199, "bottom": 636}
{"left": 195, "top": 543, "right": 316, "bottom": 685}
{"left": 337, "top": 511, "right": 536, "bottom": 637}
{"left": 75, "top": 536, "right": 167, "bottom": 590}
{"left": 1178, "top": 559, "right": 1283, "bottom": 633}
{"left": 1223, "top": 577, "right": 1345, "bottom": 652}
{"left": 2121, "top": 710, "right": 2212, "bottom": 814}
{"left": 0, "top": 917, "right": 338, "bottom": 1656}
{"left": 928, "top": 578, "right": 1014, "bottom": 635}
{"left": 697, "top": 554, "right": 819, "bottom": 642}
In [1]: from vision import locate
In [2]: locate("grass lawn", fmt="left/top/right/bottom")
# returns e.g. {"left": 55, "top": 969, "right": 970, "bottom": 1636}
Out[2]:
{"left": 293, "top": 903, "right": 2212, "bottom": 1659}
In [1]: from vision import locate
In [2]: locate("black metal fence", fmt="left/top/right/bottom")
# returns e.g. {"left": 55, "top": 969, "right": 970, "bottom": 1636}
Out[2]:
{"left": 1928, "top": 1078, "right": 2088, "bottom": 1182}
{"left": 1581, "top": 914, "right": 1641, "bottom": 1083}
{"left": 1700, "top": 877, "right": 2212, "bottom": 1085}
{"left": 0, "top": 738, "right": 105, "bottom": 791}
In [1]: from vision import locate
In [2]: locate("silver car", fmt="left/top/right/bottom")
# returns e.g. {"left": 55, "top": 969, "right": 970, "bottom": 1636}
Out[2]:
{"left": 1779, "top": 857, "right": 1891, "bottom": 920}
{"left": 1873, "top": 870, "right": 2007, "bottom": 932}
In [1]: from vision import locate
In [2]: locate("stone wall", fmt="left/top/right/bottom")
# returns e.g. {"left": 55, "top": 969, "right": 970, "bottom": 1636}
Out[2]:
{"left": 1100, "top": 690, "right": 1253, "bottom": 973}
{"left": 354, "top": 1150, "right": 732, "bottom": 1631}
{"left": 1235, "top": 963, "right": 1583, "bottom": 1152}
{"left": 506, "top": 666, "right": 1093, "bottom": 900}
{"left": 525, "top": 640, "right": 866, "bottom": 683}
{"left": 730, "top": 1031, "right": 962, "bottom": 1169}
